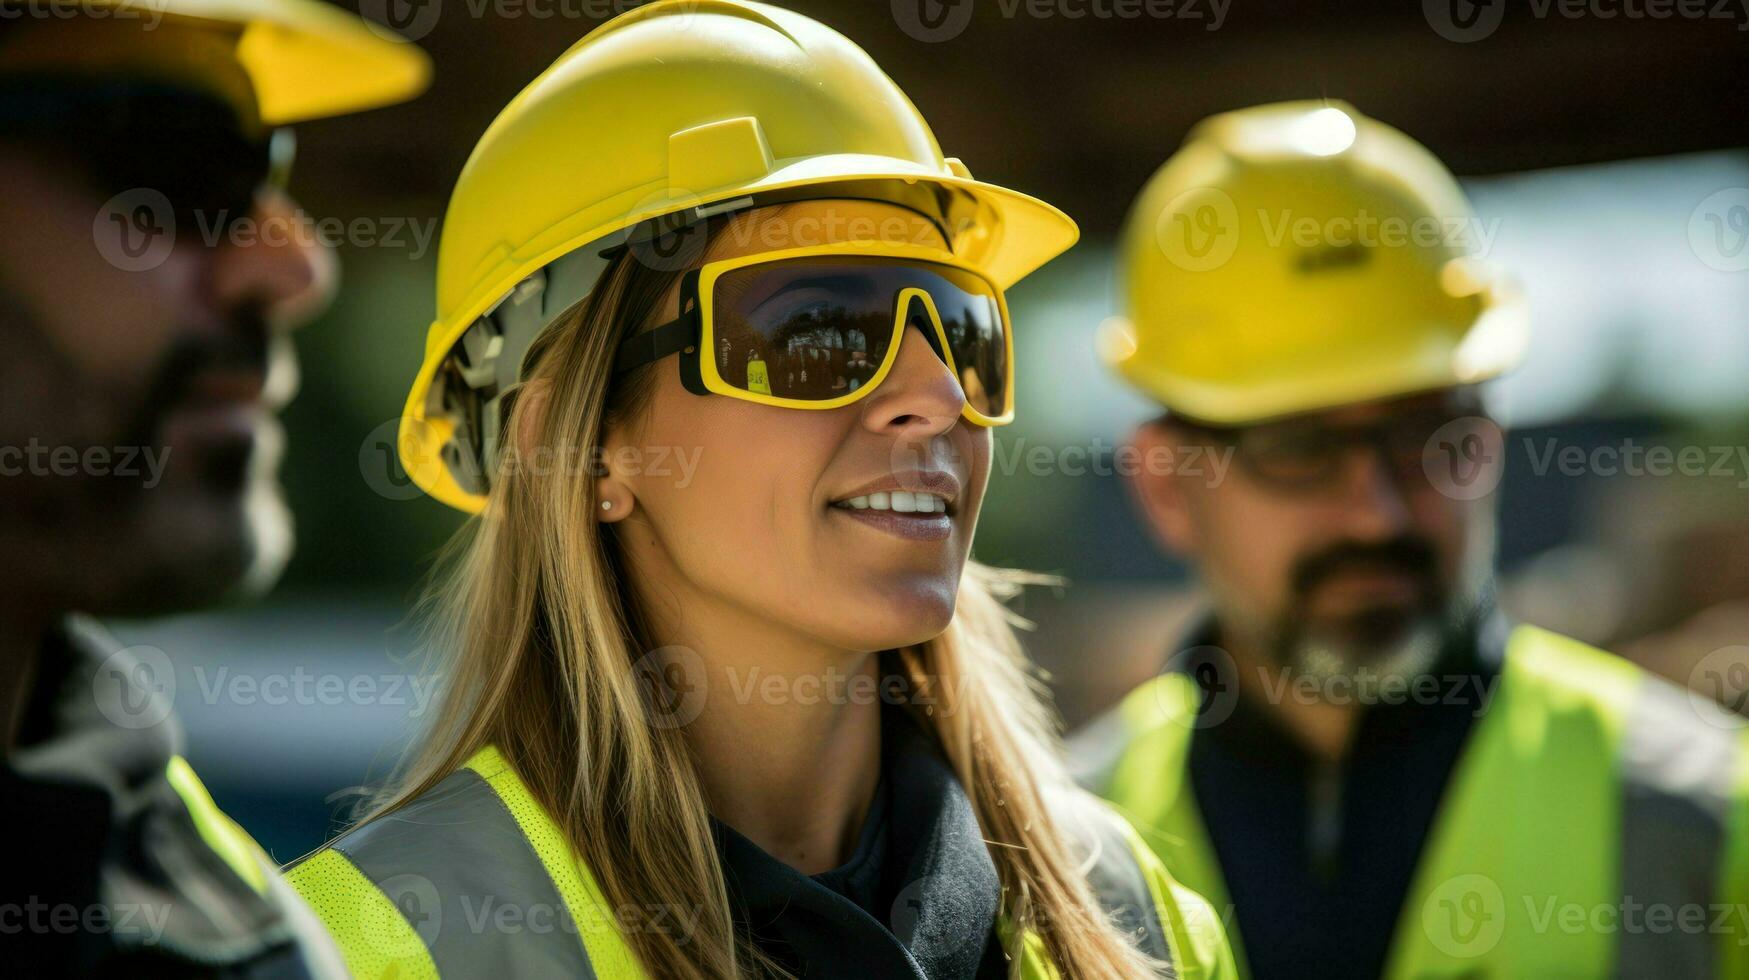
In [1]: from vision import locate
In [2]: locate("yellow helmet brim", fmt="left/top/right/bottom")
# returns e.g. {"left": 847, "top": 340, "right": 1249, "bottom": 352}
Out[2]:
{"left": 19, "top": 0, "right": 432, "bottom": 123}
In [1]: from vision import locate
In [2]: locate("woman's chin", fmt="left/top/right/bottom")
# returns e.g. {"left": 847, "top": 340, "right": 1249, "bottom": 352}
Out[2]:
{"left": 815, "top": 582, "right": 960, "bottom": 652}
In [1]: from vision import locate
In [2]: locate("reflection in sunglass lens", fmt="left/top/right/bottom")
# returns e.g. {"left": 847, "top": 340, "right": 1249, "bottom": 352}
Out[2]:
{"left": 710, "top": 257, "right": 1007, "bottom": 416}
{"left": 713, "top": 261, "right": 899, "bottom": 400}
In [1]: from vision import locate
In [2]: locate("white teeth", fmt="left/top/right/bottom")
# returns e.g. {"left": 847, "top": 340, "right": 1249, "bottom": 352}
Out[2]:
{"left": 835, "top": 492, "right": 947, "bottom": 514}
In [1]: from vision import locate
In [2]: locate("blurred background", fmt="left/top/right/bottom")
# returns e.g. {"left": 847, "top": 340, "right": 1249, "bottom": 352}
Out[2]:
{"left": 109, "top": 0, "right": 1749, "bottom": 861}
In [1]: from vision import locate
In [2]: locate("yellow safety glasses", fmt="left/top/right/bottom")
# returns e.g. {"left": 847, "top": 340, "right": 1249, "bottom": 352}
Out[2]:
{"left": 613, "top": 241, "right": 1015, "bottom": 426}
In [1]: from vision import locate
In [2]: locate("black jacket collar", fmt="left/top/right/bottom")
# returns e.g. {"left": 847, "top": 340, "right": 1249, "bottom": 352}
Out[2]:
{"left": 715, "top": 705, "right": 1002, "bottom": 978}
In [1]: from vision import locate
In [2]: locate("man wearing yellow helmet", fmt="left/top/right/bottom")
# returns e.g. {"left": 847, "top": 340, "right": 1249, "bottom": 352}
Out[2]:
{"left": 1076, "top": 101, "right": 1749, "bottom": 979}
{"left": 0, "top": 4, "right": 426, "bottom": 975}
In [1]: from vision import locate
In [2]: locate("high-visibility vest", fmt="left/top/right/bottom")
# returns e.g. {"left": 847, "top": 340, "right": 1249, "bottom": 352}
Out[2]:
{"left": 1089, "top": 625, "right": 1749, "bottom": 979}
{"left": 287, "top": 745, "right": 1238, "bottom": 979}
{"left": 166, "top": 755, "right": 274, "bottom": 896}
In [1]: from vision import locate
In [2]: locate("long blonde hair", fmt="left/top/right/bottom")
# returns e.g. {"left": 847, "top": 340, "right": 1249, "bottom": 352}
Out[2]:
{"left": 366, "top": 224, "right": 1164, "bottom": 978}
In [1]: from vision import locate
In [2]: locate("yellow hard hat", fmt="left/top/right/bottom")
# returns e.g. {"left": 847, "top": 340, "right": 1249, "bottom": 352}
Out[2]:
{"left": 0, "top": 0, "right": 430, "bottom": 124}
{"left": 1101, "top": 100, "right": 1527, "bottom": 425}
{"left": 402, "top": 0, "right": 1079, "bottom": 513}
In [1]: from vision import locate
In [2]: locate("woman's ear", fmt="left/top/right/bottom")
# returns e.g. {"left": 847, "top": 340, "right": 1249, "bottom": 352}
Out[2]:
{"left": 595, "top": 412, "right": 638, "bottom": 524}
{"left": 595, "top": 481, "right": 635, "bottom": 522}
{"left": 518, "top": 377, "right": 636, "bottom": 522}
{"left": 512, "top": 378, "right": 552, "bottom": 464}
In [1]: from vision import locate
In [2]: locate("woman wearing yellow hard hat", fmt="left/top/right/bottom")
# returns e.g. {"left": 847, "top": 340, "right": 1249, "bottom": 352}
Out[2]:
{"left": 285, "top": 2, "right": 1234, "bottom": 977}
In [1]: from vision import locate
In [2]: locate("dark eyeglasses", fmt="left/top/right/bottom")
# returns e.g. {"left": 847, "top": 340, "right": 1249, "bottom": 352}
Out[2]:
{"left": 0, "top": 77, "right": 293, "bottom": 232}
{"left": 1179, "top": 399, "right": 1487, "bottom": 490}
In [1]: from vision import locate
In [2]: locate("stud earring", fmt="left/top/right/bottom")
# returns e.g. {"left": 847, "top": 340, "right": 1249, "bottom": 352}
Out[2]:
{"left": 600, "top": 500, "right": 613, "bottom": 511}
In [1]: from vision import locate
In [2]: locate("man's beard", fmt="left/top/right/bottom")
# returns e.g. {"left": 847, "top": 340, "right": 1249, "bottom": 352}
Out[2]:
{"left": 0, "top": 290, "right": 291, "bottom": 615}
{"left": 1267, "top": 535, "right": 1486, "bottom": 691}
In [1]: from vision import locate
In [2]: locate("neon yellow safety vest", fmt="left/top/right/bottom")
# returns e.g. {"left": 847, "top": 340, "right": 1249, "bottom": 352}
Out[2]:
{"left": 287, "top": 745, "right": 1238, "bottom": 979}
{"left": 166, "top": 755, "right": 275, "bottom": 896}
{"left": 1088, "top": 625, "right": 1749, "bottom": 978}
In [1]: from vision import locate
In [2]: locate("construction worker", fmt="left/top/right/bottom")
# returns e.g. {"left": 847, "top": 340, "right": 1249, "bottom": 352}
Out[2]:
{"left": 1074, "top": 100, "right": 1749, "bottom": 979}
{"left": 0, "top": 5, "right": 426, "bottom": 976}
{"left": 283, "top": 3, "right": 1234, "bottom": 977}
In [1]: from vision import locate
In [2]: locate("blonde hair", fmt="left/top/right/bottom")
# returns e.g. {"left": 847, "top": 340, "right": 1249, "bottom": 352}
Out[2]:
{"left": 364, "top": 228, "right": 1164, "bottom": 978}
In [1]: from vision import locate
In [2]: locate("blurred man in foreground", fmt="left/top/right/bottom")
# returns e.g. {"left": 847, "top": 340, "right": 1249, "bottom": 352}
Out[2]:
{"left": 1074, "top": 101, "right": 1749, "bottom": 979}
{"left": 0, "top": 6, "right": 426, "bottom": 975}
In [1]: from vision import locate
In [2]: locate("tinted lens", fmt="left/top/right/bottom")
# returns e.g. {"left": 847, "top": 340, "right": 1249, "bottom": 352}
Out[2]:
{"left": 0, "top": 79, "right": 277, "bottom": 230}
{"left": 912, "top": 263, "right": 1007, "bottom": 418}
{"left": 709, "top": 256, "right": 1007, "bottom": 415}
{"left": 1238, "top": 424, "right": 1350, "bottom": 486}
{"left": 1238, "top": 411, "right": 1464, "bottom": 488}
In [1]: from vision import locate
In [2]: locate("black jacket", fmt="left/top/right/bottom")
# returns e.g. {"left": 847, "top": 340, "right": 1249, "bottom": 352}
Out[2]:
{"left": 3, "top": 616, "right": 345, "bottom": 978}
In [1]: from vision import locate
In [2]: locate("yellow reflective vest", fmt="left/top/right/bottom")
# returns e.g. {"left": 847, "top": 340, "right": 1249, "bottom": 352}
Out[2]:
{"left": 1085, "top": 625, "right": 1749, "bottom": 978}
{"left": 288, "top": 745, "right": 1238, "bottom": 978}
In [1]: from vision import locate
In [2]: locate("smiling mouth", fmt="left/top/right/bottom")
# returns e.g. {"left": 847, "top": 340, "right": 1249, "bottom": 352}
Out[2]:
{"left": 827, "top": 491, "right": 955, "bottom": 542}
{"left": 830, "top": 491, "right": 950, "bottom": 514}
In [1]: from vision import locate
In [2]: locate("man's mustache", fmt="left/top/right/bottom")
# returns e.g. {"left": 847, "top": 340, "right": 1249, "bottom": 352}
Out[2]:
{"left": 1290, "top": 535, "right": 1441, "bottom": 600}
{"left": 128, "top": 306, "right": 271, "bottom": 445}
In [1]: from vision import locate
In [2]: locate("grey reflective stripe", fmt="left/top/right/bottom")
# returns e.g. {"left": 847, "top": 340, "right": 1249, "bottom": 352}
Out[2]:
{"left": 1616, "top": 674, "right": 1742, "bottom": 979}
{"left": 1067, "top": 705, "right": 1135, "bottom": 796}
{"left": 1077, "top": 805, "right": 1174, "bottom": 969}
{"left": 330, "top": 768, "right": 597, "bottom": 979}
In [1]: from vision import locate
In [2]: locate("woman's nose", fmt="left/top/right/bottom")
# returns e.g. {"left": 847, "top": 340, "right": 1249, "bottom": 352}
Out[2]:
{"left": 859, "top": 320, "right": 966, "bottom": 438}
